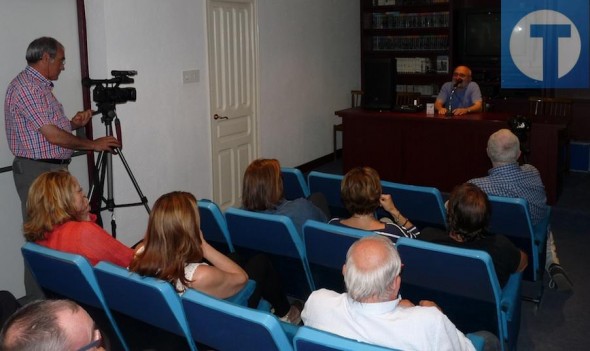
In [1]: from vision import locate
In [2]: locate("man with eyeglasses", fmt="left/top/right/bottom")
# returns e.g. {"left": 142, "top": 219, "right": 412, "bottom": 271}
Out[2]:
{"left": 5, "top": 36, "right": 121, "bottom": 300}
{"left": 5, "top": 36, "right": 121, "bottom": 221}
{"left": 434, "top": 65, "right": 482, "bottom": 116}
{"left": 0, "top": 299, "right": 104, "bottom": 350}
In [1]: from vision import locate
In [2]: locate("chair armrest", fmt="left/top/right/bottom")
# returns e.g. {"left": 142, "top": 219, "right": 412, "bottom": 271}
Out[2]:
{"left": 279, "top": 321, "right": 299, "bottom": 343}
{"left": 500, "top": 272, "right": 522, "bottom": 322}
{"left": 225, "top": 279, "right": 256, "bottom": 306}
{"left": 466, "top": 333, "right": 485, "bottom": 351}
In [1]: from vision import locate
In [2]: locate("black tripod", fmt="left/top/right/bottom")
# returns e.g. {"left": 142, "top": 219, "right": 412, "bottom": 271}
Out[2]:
{"left": 88, "top": 103, "right": 150, "bottom": 238}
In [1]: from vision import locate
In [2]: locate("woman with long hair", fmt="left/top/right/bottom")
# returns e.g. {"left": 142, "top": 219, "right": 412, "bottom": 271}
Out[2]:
{"left": 130, "top": 191, "right": 301, "bottom": 324}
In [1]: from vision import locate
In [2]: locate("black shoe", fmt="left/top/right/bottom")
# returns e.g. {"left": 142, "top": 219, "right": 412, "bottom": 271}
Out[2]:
{"left": 548, "top": 264, "right": 573, "bottom": 292}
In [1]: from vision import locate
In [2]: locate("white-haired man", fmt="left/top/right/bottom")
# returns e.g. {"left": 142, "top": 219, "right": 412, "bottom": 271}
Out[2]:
{"left": 301, "top": 235, "right": 496, "bottom": 350}
{"left": 469, "top": 128, "right": 572, "bottom": 292}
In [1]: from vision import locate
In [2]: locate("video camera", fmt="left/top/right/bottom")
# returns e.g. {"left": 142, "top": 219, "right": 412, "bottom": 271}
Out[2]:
{"left": 82, "top": 70, "right": 137, "bottom": 114}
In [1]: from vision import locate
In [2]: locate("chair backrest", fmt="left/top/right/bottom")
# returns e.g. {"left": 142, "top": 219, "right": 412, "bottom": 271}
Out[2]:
{"left": 487, "top": 195, "right": 549, "bottom": 282}
{"left": 302, "top": 220, "right": 369, "bottom": 292}
{"left": 294, "top": 326, "right": 399, "bottom": 351}
{"left": 198, "top": 198, "right": 234, "bottom": 253}
{"left": 378, "top": 180, "right": 446, "bottom": 229}
{"left": 528, "top": 96, "right": 573, "bottom": 124}
{"left": 281, "top": 167, "right": 311, "bottom": 200}
{"left": 181, "top": 289, "right": 294, "bottom": 351}
{"left": 225, "top": 207, "right": 315, "bottom": 298}
{"left": 21, "top": 243, "right": 129, "bottom": 351}
{"left": 94, "top": 261, "right": 197, "bottom": 351}
{"left": 307, "top": 171, "right": 348, "bottom": 218}
{"left": 395, "top": 237, "right": 522, "bottom": 351}
{"left": 395, "top": 92, "right": 421, "bottom": 106}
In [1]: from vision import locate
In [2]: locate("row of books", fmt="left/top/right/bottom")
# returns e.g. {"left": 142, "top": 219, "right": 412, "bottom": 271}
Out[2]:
{"left": 396, "top": 56, "right": 448, "bottom": 74}
{"left": 371, "top": 11, "right": 449, "bottom": 29}
{"left": 372, "top": 35, "right": 448, "bottom": 51}
{"left": 373, "top": 0, "right": 449, "bottom": 5}
{"left": 396, "top": 57, "right": 432, "bottom": 73}
{"left": 396, "top": 84, "right": 440, "bottom": 96}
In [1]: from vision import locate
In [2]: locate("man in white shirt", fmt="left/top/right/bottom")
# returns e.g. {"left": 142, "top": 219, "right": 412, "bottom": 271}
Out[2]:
{"left": 302, "top": 235, "right": 497, "bottom": 351}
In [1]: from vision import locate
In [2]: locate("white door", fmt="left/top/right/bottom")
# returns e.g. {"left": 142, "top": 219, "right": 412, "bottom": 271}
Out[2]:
{"left": 207, "top": 0, "right": 258, "bottom": 209}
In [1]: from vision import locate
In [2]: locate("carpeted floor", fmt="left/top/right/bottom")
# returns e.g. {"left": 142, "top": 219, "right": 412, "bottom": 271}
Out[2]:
{"left": 313, "top": 160, "right": 589, "bottom": 350}
{"left": 517, "top": 172, "right": 590, "bottom": 350}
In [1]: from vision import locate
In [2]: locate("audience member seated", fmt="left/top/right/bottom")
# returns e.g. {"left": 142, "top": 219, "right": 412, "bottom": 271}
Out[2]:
{"left": 23, "top": 170, "right": 134, "bottom": 267}
{"left": 0, "top": 299, "right": 104, "bottom": 351}
{"left": 328, "top": 167, "right": 419, "bottom": 242}
{"left": 129, "top": 191, "right": 302, "bottom": 324}
{"left": 241, "top": 158, "right": 328, "bottom": 235}
{"left": 419, "top": 183, "right": 528, "bottom": 287}
{"left": 302, "top": 235, "right": 497, "bottom": 350}
{"left": 469, "top": 128, "right": 572, "bottom": 291}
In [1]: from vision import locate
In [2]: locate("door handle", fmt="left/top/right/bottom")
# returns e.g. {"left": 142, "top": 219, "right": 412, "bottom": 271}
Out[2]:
{"left": 213, "top": 114, "right": 229, "bottom": 120}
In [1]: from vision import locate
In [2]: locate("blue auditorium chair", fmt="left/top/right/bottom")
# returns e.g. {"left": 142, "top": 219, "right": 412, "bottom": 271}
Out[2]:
{"left": 487, "top": 195, "right": 551, "bottom": 303}
{"left": 94, "top": 261, "right": 198, "bottom": 351}
{"left": 281, "top": 167, "right": 310, "bottom": 200}
{"left": 293, "top": 326, "right": 485, "bottom": 351}
{"left": 21, "top": 243, "right": 128, "bottom": 351}
{"left": 198, "top": 198, "right": 234, "bottom": 253}
{"left": 181, "top": 288, "right": 296, "bottom": 351}
{"left": 378, "top": 180, "right": 447, "bottom": 229}
{"left": 225, "top": 207, "right": 315, "bottom": 299}
{"left": 395, "top": 237, "right": 522, "bottom": 351}
{"left": 293, "top": 326, "right": 400, "bottom": 351}
{"left": 307, "top": 171, "right": 348, "bottom": 217}
{"left": 302, "top": 220, "right": 368, "bottom": 292}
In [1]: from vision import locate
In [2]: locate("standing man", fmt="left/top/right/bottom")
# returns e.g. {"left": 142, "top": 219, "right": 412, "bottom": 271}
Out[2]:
{"left": 435, "top": 65, "right": 482, "bottom": 116}
{"left": 5, "top": 37, "right": 120, "bottom": 299}
{"left": 469, "top": 129, "right": 573, "bottom": 292}
{"left": 5, "top": 36, "right": 120, "bottom": 219}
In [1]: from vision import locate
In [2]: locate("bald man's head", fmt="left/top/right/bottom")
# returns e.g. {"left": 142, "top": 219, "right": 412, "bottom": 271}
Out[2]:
{"left": 343, "top": 235, "right": 402, "bottom": 303}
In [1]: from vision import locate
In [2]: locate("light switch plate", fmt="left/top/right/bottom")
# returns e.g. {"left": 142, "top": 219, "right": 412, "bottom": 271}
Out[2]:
{"left": 182, "top": 69, "right": 199, "bottom": 84}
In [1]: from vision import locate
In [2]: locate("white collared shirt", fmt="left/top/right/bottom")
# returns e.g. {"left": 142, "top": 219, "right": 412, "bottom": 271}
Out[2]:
{"left": 302, "top": 289, "right": 475, "bottom": 351}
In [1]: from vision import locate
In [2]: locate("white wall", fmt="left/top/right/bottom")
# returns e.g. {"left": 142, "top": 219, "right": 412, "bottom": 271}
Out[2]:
{"left": 0, "top": 0, "right": 359, "bottom": 297}
{"left": 258, "top": 0, "right": 361, "bottom": 166}
{"left": 0, "top": 0, "right": 90, "bottom": 298}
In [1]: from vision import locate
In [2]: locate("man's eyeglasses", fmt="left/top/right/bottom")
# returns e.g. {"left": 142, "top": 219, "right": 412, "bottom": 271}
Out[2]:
{"left": 77, "top": 330, "right": 102, "bottom": 351}
{"left": 452, "top": 72, "right": 468, "bottom": 78}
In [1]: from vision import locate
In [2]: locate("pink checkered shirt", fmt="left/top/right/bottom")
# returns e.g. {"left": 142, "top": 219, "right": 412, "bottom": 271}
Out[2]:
{"left": 5, "top": 66, "right": 73, "bottom": 159}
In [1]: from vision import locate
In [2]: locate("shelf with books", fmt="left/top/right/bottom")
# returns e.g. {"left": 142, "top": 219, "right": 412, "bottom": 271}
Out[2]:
{"left": 361, "top": 0, "right": 453, "bottom": 95}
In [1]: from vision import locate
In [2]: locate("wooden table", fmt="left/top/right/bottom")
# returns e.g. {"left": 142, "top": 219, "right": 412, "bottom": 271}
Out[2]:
{"left": 336, "top": 108, "right": 564, "bottom": 204}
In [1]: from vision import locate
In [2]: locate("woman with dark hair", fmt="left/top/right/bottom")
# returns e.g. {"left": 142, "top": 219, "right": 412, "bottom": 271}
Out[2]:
{"left": 242, "top": 159, "right": 327, "bottom": 234}
{"left": 419, "top": 183, "right": 528, "bottom": 287}
{"left": 329, "top": 167, "right": 419, "bottom": 242}
{"left": 130, "top": 191, "right": 301, "bottom": 324}
{"left": 24, "top": 170, "right": 134, "bottom": 267}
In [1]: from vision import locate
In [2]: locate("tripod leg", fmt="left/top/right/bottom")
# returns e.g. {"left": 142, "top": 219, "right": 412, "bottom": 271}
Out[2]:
{"left": 115, "top": 148, "right": 151, "bottom": 214}
{"left": 88, "top": 151, "right": 108, "bottom": 228}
